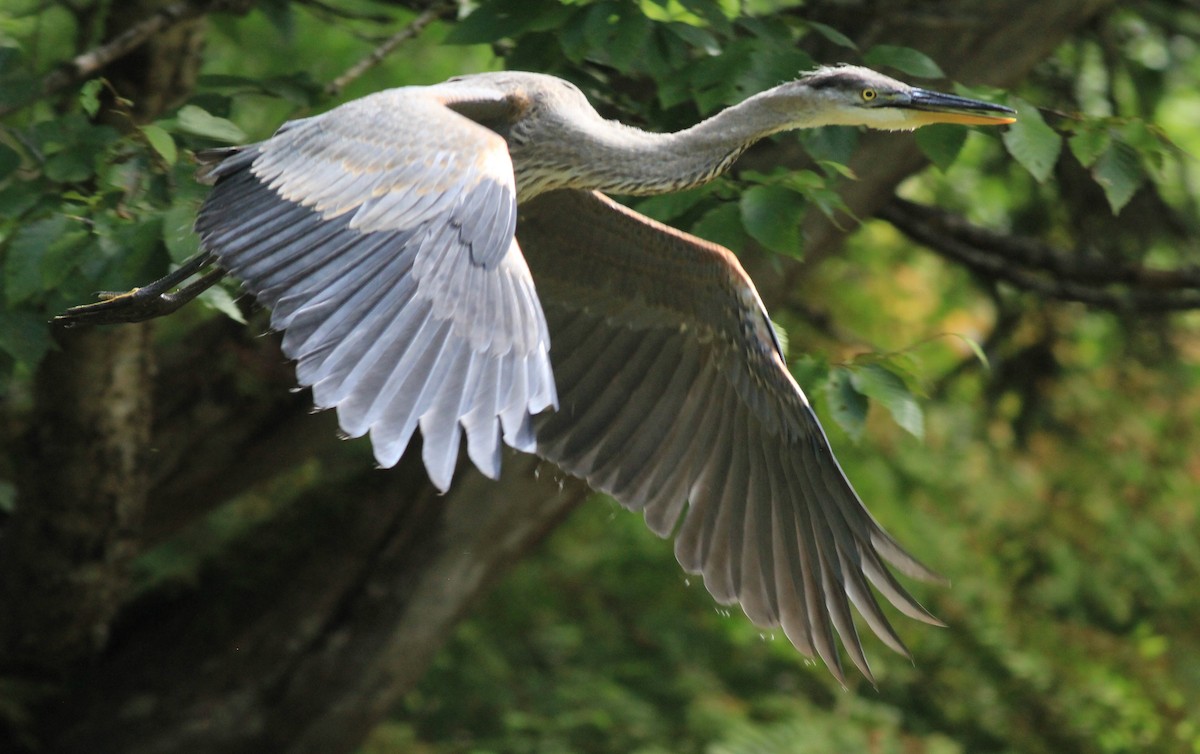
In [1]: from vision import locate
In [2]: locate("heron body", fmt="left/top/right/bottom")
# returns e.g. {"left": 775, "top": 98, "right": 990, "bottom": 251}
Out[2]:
{"left": 64, "top": 65, "right": 1015, "bottom": 682}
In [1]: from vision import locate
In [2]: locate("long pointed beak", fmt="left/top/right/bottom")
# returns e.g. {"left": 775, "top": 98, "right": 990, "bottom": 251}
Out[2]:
{"left": 902, "top": 89, "right": 1017, "bottom": 126}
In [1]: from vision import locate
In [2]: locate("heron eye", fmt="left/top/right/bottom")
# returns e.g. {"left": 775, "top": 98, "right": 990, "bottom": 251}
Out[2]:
{"left": 862, "top": 88, "right": 877, "bottom": 102}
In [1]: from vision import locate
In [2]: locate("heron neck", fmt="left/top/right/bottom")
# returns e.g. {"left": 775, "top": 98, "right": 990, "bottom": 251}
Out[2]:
{"left": 580, "top": 87, "right": 817, "bottom": 196}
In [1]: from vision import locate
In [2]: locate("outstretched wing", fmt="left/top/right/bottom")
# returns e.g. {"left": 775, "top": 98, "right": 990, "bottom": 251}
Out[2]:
{"left": 195, "top": 82, "right": 555, "bottom": 490}
{"left": 518, "top": 189, "right": 942, "bottom": 683}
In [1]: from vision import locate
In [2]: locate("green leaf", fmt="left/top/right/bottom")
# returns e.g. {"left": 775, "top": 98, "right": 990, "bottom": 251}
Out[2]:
{"left": 949, "top": 333, "right": 991, "bottom": 371}
{"left": 258, "top": 0, "right": 294, "bottom": 37}
{"left": 667, "top": 23, "right": 722, "bottom": 57}
{"left": 0, "top": 143, "right": 20, "bottom": 180}
{"left": 0, "top": 309, "right": 52, "bottom": 368}
{"left": 445, "top": 0, "right": 570, "bottom": 45}
{"left": 162, "top": 200, "right": 200, "bottom": 262}
{"left": 1117, "top": 119, "right": 1166, "bottom": 180}
{"left": 173, "top": 105, "right": 247, "bottom": 143}
{"left": 6, "top": 215, "right": 67, "bottom": 304}
{"left": 817, "top": 160, "right": 856, "bottom": 180}
{"left": 738, "top": 184, "right": 804, "bottom": 256}
{"left": 678, "top": 0, "right": 737, "bottom": 28}
{"left": 608, "top": 11, "right": 652, "bottom": 68}
{"left": 33, "top": 117, "right": 119, "bottom": 182}
{"left": 41, "top": 230, "right": 90, "bottom": 291}
{"left": 915, "top": 124, "right": 968, "bottom": 172}
{"left": 806, "top": 21, "right": 856, "bottom": 49}
{"left": 582, "top": 3, "right": 618, "bottom": 51}
{"left": 1001, "top": 98, "right": 1062, "bottom": 183}
{"left": 140, "top": 124, "right": 177, "bottom": 165}
{"left": 0, "top": 183, "right": 40, "bottom": 219}
{"left": 690, "top": 202, "right": 748, "bottom": 252}
{"left": 1092, "top": 141, "right": 1144, "bottom": 214}
{"left": 634, "top": 185, "right": 715, "bottom": 223}
{"left": 1069, "top": 126, "right": 1111, "bottom": 168}
{"left": 44, "top": 151, "right": 94, "bottom": 182}
{"left": 849, "top": 363, "right": 924, "bottom": 440}
{"left": 778, "top": 169, "right": 850, "bottom": 223}
{"left": 79, "top": 78, "right": 103, "bottom": 117}
{"left": 796, "top": 126, "right": 858, "bottom": 165}
{"left": 789, "top": 354, "right": 829, "bottom": 396}
{"left": 0, "top": 46, "right": 36, "bottom": 110}
{"left": 824, "top": 368, "right": 867, "bottom": 441}
{"left": 863, "top": 45, "right": 944, "bottom": 79}
{"left": 199, "top": 284, "right": 246, "bottom": 324}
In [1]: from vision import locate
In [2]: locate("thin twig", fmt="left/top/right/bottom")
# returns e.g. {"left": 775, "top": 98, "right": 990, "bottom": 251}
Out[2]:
{"left": 0, "top": 0, "right": 241, "bottom": 119}
{"left": 324, "top": 2, "right": 455, "bottom": 99}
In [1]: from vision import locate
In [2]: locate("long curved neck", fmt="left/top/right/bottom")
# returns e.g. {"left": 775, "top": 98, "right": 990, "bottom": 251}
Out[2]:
{"left": 524, "top": 85, "right": 821, "bottom": 198}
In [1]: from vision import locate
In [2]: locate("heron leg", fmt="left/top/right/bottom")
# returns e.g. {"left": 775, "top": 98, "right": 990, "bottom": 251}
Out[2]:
{"left": 54, "top": 252, "right": 227, "bottom": 326}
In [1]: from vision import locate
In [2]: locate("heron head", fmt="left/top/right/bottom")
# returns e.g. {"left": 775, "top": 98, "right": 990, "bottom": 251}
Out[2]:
{"left": 797, "top": 65, "right": 1016, "bottom": 131}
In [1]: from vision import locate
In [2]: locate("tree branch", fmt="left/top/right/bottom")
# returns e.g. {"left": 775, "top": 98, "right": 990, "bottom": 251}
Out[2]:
{"left": 0, "top": 0, "right": 254, "bottom": 119}
{"left": 880, "top": 197, "right": 1200, "bottom": 312}
{"left": 324, "top": 1, "right": 455, "bottom": 99}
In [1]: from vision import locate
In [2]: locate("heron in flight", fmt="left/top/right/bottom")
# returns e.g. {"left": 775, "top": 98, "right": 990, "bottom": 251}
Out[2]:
{"left": 61, "top": 65, "right": 1015, "bottom": 682}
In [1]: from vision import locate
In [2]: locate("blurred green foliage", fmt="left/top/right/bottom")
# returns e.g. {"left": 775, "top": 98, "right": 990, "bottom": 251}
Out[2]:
{"left": 2, "top": 0, "right": 1198, "bottom": 752}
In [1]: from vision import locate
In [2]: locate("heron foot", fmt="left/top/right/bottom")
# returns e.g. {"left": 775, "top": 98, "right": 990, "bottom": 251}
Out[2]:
{"left": 54, "top": 253, "right": 226, "bottom": 326}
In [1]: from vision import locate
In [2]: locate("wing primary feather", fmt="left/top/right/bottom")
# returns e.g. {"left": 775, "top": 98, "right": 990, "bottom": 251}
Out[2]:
{"left": 497, "top": 351, "right": 533, "bottom": 450}
{"left": 812, "top": 449, "right": 943, "bottom": 625}
{"left": 284, "top": 240, "right": 420, "bottom": 372}
{"left": 251, "top": 222, "right": 407, "bottom": 309}
{"left": 551, "top": 329, "right": 657, "bottom": 465}
{"left": 536, "top": 317, "right": 624, "bottom": 450}
{"left": 798, "top": 438, "right": 910, "bottom": 664}
{"left": 418, "top": 338, "right": 472, "bottom": 491}
{"left": 799, "top": 407, "right": 941, "bottom": 585}
{"left": 722, "top": 392, "right": 755, "bottom": 599}
{"left": 625, "top": 353, "right": 721, "bottom": 505}
{"left": 306, "top": 271, "right": 423, "bottom": 406}
{"left": 462, "top": 352, "right": 504, "bottom": 478}
{"left": 783, "top": 438, "right": 845, "bottom": 681}
{"left": 750, "top": 430, "right": 784, "bottom": 623}
{"left": 275, "top": 229, "right": 416, "bottom": 335}
{"left": 672, "top": 372, "right": 736, "bottom": 570}
{"left": 586, "top": 331, "right": 683, "bottom": 481}
{"left": 328, "top": 296, "right": 435, "bottom": 435}
{"left": 771, "top": 443, "right": 817, "bottom": 657}
{"left": 232, "top": 209, "right": 346, "bottom": 290}
{"left": 737, "top": 429, "right": 779, "bottom": 628}
{"left": 370, "top": 316, "right": 457, "bottom": 468}
{"left": 795, "top": 440, "right": 872, "bottom": 680}
{"left": 634, "top": 361, "right": 709, "bottom": 536}
{"left": 200, "top": 186, "right": 316, "bottom": 260}
{"left": 605, "top": 340, "right": 700, "bottom": 499}
{"left": 699, "top": 387, "right": 751, "bottom": 605}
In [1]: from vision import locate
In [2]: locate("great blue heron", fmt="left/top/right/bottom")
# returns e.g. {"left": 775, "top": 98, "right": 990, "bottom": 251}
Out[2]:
{"left": 60, "top": 65, "right": 1015, "bottom": 682}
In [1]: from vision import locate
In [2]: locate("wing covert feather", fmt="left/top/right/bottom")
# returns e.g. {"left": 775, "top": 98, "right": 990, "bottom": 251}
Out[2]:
{"left": 518, "top": 189, "right": 939, "bottom": 681}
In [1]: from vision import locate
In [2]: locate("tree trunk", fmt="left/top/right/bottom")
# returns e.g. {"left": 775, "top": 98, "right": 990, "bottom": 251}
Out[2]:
{"left": 51, "top": 446, "right": 587, "bottom": 754}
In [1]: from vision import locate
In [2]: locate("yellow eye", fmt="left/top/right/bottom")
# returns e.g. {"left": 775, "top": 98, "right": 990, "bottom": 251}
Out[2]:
{"left": 862, "top": 88, "right": 877, "bottom": 101}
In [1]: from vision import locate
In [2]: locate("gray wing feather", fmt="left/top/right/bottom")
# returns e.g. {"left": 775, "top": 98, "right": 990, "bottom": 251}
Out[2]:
{"left": 195, "top": 82, "right": 554, "bottom": 489}
{"left": 519, "top": 189, "right": 941, "bottom": 682}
